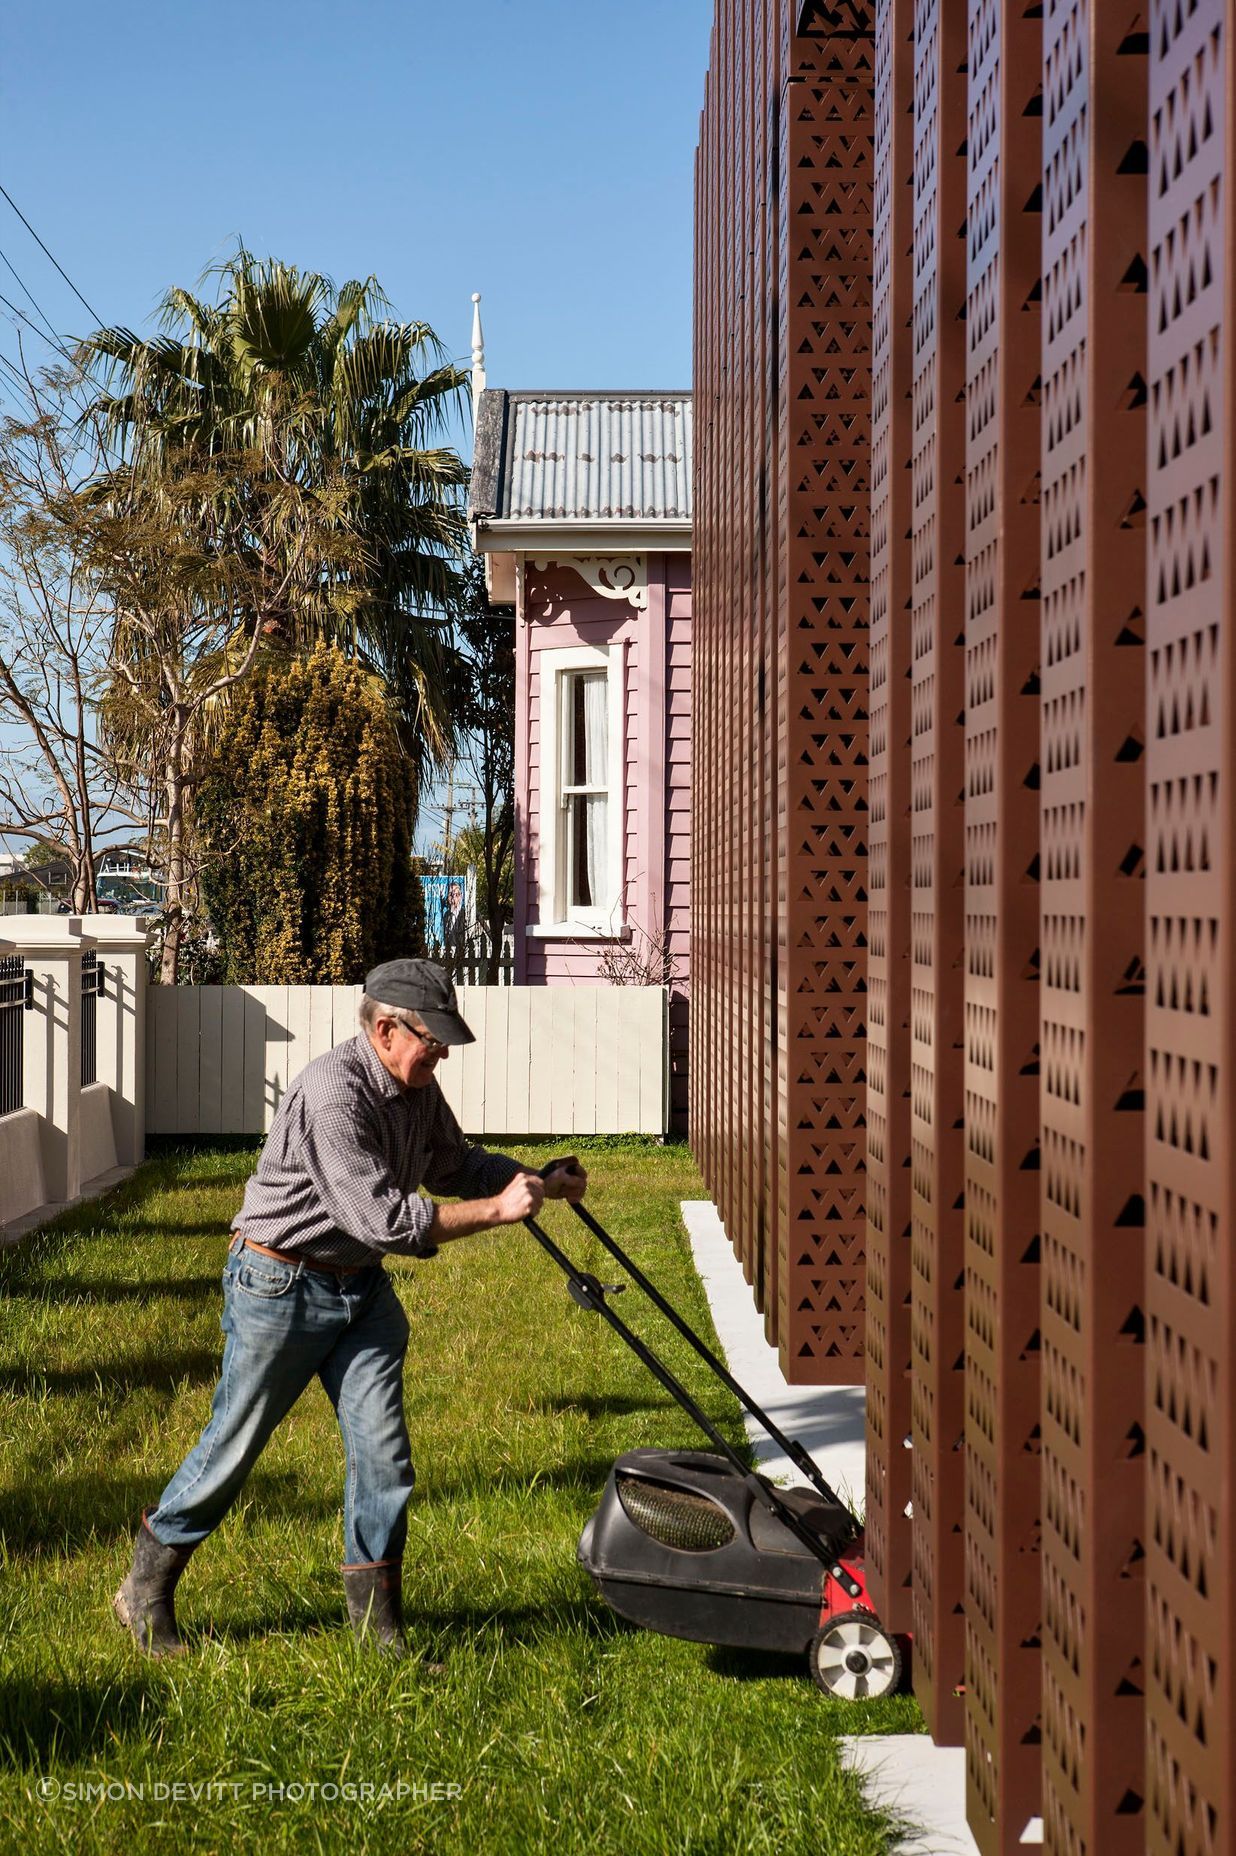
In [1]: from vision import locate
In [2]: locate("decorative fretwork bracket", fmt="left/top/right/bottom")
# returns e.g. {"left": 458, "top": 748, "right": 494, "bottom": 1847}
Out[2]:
{"left": 528, "top": 554, "right": 648, "bottom": 610}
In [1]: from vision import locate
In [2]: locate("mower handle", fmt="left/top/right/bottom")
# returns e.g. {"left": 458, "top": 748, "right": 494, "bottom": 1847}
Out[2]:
{"left": 534, "top": 1159, "right": 848, "bottom": 1516}
{"left": 522, "top": 1209, "right": 861, "bottom": 1595}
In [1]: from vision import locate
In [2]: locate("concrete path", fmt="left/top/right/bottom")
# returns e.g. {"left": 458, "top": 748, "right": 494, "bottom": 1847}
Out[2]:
{"left": 680, "top": 1198, "right": 985, "bottom": 1856}
{"left": 679, "top": 1198, "right": 866, "bottom": 1507}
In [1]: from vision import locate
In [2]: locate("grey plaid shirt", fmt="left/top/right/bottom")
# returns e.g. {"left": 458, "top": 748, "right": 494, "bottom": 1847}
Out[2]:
{"left": 233, "top": 1033, "right": 522, "bottom": 1266}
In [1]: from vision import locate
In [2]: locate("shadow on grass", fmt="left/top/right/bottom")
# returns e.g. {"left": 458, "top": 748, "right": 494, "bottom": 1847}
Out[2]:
{"left": 0, "top": 1276, "right": 223, "bottom": 1306}
{"left": 101, "top": 1223, "right": 238, "bottom": 1240}
{"left": 410, "top": 1593, "right": 632, "bottom": 1645}
{"left": 213, "top": 1590, "right": 632, "bottom": 1649}
{"left": 0, "top": 1455, "right": 633, "bottom": 1560}
{"left": 145, "top": 1135, "right": 263, "bottom": 1158}
{"left": 529, "top": 1392, "right": 679, "bottom": 1418}
{"left": 419, "top": 1453, "right": 654, "bottom": 1504}
{"left": 0, "top": 1470, "right": 345, "bottom": 1556}
{"left": 0, "top": 1347, "right": 222, "bottom": 1399}
{"left": 0, "top": 1673, "right": 174, "bottom": 1769}
{"left": 705, "top": 1643, "right": 809, "bottom": 1683}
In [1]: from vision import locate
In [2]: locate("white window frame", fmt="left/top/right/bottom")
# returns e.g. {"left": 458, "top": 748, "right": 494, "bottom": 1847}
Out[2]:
{"left": 534, "top": 642, "right": 626, "bottom": 936}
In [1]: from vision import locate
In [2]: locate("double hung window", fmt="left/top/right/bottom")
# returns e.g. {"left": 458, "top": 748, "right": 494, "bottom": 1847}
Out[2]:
{"left": 536, "top": 643, "right": 624, "bottom": 932}
{"left": 562, "top": 670, "right": 608, "bottom": 909}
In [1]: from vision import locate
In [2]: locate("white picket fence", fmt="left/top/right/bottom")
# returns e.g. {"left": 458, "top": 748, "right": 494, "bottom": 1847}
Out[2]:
{"left": 145, "top": 984, "right": 668, "bottom": 1136}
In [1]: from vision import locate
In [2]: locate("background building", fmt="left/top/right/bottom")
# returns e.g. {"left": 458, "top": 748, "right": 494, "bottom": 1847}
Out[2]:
{"left": 470, "top": 387, "right": 693, "bottom": 1125}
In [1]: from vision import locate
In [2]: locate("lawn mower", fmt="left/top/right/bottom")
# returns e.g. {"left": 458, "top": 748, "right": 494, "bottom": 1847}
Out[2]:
{"left": 525, "top": 1167, "right": 903, "bottom": 1701}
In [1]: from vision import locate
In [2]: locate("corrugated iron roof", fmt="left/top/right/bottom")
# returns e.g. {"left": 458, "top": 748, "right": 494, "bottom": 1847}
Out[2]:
{"left": 471, "top": 390, "right": 692, "bottom": 526}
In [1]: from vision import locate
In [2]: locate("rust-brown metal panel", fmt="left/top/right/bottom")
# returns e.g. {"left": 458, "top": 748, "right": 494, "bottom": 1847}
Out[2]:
{"left": 1038, "top": 4, "right": 1149, "bottom": 1850}
{"left": 908, "top": 0, "right": 969, "bottom": 1747}
{"left": 691, "top": 125, "right": 698, "bottom": 1171}
{"left": 736, "top": 0, "right": 750, "bottom": 1292}
{"left": 719, "top": 0, "right": 734, "bottom": 1267}
{"left": 709, "top": 0, "right": 727, "bottom": 1258}
{"left": 690, "top": 108, "right": 702, "bottom": 1195}
{"left": 731, "top": 0, "right": 747, "bottom": 1295}
{"left": 695, "top": 5, "right": 723, "bottom": 1239}
{"left": 740, "top": 0, "right": 759, "bottom": 1302}
{"left": 775, "top": 3, "right": 874, "bottom": 1382}
{"left": 691, "top": 95, "right": 702, "bottom": 1195}
{"left": 697, "top": 20, "right": 721, "bottom": 1230}
{"left": 865, "top": 0, "right": 916, "bottom": 1631}
{"left": 963, "top": 1, "right": 1044, "bottom": 1847}
{"left": 693, "top": 0, "right": 785, "bottom": 1332}
{"left": 695, "top": 2, "right": 874, "bottom": 1382}
{"left": 749, "top": 0, "right": 772, "bottom": 1336}
{"left": 773, "top": 0, "right": 789, "bottom": 1363}
{"left": 1144, "top": 3, "right": 1236, "bottom": 1850}
{"left": 720, "top": 0, "right": 736, "bottom": 1266}
{"left": 729, "top": 0, "right": 745, "bottom": 1283}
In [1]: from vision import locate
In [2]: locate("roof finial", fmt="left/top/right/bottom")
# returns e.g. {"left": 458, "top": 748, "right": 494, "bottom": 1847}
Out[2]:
{"left": 470, "top": 292, "right": 486, "bottom": 420}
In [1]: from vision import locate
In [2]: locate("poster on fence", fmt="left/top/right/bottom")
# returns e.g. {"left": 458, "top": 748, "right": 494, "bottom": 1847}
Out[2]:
{"left": 420, "top": 869, "right": 475, "bottom": 955}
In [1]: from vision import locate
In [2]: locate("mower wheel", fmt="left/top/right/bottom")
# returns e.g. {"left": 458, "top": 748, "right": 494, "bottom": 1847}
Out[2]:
{"left": 808, "top": 1611, "right": 902, "bottom": 1701}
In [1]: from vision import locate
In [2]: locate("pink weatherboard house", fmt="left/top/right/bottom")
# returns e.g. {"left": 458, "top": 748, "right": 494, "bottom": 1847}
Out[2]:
{"left": 468, "top": 354, "right": 692, "bottom": 1127}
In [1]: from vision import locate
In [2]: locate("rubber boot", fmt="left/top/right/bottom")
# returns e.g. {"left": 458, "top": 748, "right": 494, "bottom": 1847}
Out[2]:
{"left": 113, "top": 1515, "right": 194, "bottom": 1656}
{"left": 341, "top": 1561, "right": 444, "bottom": 1670}
{"left": 342, "top": 1560, "right": 409, "bottom": 1657}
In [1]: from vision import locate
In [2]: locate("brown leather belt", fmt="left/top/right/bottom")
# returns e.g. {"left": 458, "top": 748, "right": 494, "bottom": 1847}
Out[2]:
{"left": 235, "top": 1232, "right": 370, "bottom": 1276}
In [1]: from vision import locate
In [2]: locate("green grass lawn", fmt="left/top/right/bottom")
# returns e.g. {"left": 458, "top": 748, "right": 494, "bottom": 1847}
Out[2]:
{"left": 0, "top": 1137, "right": 921, "bottom": 1855}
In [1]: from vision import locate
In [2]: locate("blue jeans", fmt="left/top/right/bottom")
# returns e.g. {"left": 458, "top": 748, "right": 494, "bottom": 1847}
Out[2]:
{"left": 146, "top": 1235, "right": 415, "bottom": 1565}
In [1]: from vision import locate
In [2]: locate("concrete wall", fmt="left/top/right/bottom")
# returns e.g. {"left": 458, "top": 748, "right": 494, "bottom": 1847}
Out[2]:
{"left": 0, "top": 1109, "right": 47, "bottom": 1230}
{"left": 0, "top": 914, "right": 147, "bottom": 1236}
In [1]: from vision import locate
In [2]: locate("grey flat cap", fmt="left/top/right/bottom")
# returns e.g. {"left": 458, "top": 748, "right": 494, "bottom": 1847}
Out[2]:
{"left": 363, "top": 959, "right": 475, "bottom": 1045}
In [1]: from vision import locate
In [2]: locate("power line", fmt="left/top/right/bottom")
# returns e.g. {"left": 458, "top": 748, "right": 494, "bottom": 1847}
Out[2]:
{"left": 0, "top": 243, "right": 105, "bottom": 420}
{"left": 0, "top": 291, "right": 96, "bottom": 421}
{"left": 0, "top": 185, "right": 103, "bottom": 326}
{"left": 0, "top": 244, "right": 68, "bottom": 353}
{"left": 0, "top": 286, "right": 76, "bottom": 368}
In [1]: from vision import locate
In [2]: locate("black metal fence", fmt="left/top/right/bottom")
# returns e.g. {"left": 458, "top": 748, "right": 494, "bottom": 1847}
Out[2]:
{"left": 80, "top": 949, "right": 99, "bottom": 1087}
{"left": 427, "top": 933, "right": 514, "bottom": 987}
{"left": 0, "top": 954, "right": 29, "bottom": 1117}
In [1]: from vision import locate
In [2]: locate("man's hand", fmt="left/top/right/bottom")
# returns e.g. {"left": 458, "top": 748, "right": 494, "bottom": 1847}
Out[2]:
{"left": 492, "top": 1171, "right": 546, "bottom": 1225}
{"left": 425, "top": 1160, "right": 583, "bottom": 1248}
{"left": 541, "top": 1157, "right": 588, "bottom": 1203}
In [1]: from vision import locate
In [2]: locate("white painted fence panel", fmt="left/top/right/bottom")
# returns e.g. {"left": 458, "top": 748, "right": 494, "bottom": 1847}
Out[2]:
{"left": 145, "top": 985, "right": 668, "bottom": 1137}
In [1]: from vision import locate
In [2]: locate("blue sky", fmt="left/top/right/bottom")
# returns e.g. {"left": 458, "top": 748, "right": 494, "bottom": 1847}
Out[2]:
{"left": 0, "top": 0, "right": 711, "bottom": 413}
{"left": 1, "top": 0, "right": 714, "bottom": 861}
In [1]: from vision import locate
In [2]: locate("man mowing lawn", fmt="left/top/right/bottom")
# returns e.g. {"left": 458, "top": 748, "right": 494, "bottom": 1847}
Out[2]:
{"left": 112, "top": 958, "right": 587, "bottom": 1663}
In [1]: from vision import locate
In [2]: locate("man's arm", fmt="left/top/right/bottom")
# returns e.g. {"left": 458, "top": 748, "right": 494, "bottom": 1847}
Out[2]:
{"left": 299, "top": 1099, "right": 553, "bottom": 1258}
{"left": 426, "top": 1170, "right": 547, "bottom": 1245}
{"left": 419, "top": 1087, "right": 529, "bottom": 1203}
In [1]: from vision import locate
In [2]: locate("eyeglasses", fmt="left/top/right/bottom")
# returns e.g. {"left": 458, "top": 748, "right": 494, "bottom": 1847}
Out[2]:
{"left": 394, "top": 1018, "right": 448, "bottom": 1056}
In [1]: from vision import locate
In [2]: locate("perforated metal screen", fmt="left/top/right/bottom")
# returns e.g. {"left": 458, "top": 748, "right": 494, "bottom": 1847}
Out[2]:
{"left": 1144, "top": 4, "right": 1234, "bottom": 1852}
{"left": 693, "top": 1, "right": 1236, "bottom": 1848}
{"left": 961, "top": 5, "right": 1046, "bottom": 1841}
{"left": 1038, "top": 4, "right": 1149, "bottom": 1849}
{"left": 908, "top": 0, "right": 969, "bottom": 1748}
{"left": 865, "top": 0, "right": 915, "bottom": 1634}
{"left": 692, "top": 0, "right": 874, "bottom": 1385}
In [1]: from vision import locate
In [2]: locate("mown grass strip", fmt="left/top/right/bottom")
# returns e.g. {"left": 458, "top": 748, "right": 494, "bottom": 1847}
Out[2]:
{"left": 0, "top": 1138, "right": 921, "bottom": 1854}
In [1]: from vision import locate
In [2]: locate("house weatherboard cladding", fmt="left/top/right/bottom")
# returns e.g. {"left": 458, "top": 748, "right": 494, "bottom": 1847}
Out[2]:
{"left": 471, "top": 391, "right": 692, "bottom": 527}
{"left": 468, "top": 382, "right": 693, "bottom": 1130}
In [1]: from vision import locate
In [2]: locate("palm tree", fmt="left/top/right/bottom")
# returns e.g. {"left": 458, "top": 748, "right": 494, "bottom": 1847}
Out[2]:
{"left": 77, "top": 249, "right": 469, "bottom": 775}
